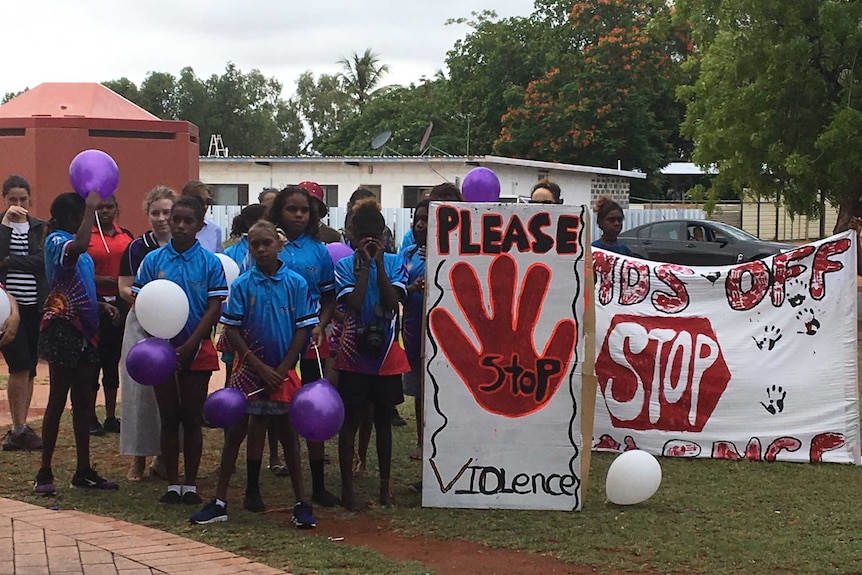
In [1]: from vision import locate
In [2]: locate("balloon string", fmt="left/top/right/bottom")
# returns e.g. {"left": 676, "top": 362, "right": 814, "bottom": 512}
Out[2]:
{"left": 313, "top": 343, "right": 323, "bottom": 378}
{"left": 95, "top": 212, "right": 110, "bottom": 253}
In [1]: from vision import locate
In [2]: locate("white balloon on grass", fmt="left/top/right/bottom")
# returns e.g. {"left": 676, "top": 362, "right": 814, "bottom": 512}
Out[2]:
{"left": 135, "top": 279, "right": 189, "bottom": 339}
{"left": 606, "top": 450, "right": 662, "bottom": 505}
{"left": 215, "top": 253, "right": 240, "bottom": 292}
{"left": 0, "top": 288, "right": 11, "bottom": 326}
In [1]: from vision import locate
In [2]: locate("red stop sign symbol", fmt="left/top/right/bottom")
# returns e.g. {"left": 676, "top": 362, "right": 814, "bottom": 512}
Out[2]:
{"left": 596, "top": 315, "right": 731, "bottom": 432}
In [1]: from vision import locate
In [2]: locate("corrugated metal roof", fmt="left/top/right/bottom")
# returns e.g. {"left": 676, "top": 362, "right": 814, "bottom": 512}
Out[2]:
{"left": 201, "top": 154, "right": 646, "bottom": 179}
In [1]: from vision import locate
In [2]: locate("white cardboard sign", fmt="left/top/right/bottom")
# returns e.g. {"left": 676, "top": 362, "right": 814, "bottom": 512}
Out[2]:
{"left": 592, "top": 232, "right": 860, "bottom": 464}
{"left": 422, "top": 202, "right": 587, "bottom": 510}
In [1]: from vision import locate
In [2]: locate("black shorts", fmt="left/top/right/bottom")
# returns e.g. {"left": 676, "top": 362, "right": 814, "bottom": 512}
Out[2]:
{"left": 299, "top": 358, "right": 322, "bottom": 384}
{"left": 38, "top": 319, "right": 100, "bottom": 369}
{"left": 1, "top": 303, "right": 40, "bottom": 376}
{"left": 337, "top": 371, "right": 403, "bottom": 411}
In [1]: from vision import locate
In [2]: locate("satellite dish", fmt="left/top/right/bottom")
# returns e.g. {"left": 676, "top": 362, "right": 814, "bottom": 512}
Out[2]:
{"left": 419, "top": 122, "right": 434, "bottom": 154}
{"left": 371, "top": 130, "right": 392, "bottom": 150}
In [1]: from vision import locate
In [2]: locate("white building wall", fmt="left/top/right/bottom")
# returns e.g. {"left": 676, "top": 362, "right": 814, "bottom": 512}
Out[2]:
{"left": 200, "top": 157, "right": 616, "bottom": 209}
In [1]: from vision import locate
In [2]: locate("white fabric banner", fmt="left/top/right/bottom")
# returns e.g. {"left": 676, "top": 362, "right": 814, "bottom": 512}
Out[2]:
{"left": 423, "top": 202, "right": 586, "bottom": 510}
{"left": 592, "top": 232, "right": 860, "bottom": 464}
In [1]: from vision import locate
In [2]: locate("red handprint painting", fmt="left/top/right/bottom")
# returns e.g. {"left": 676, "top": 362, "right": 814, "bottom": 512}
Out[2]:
{"left": 429, "top": 253, "right": 577, "bottom": 417}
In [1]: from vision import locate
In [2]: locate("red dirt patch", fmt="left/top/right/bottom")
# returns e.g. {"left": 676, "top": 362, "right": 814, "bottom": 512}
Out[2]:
{"left": 272, "top": 510, "right": 652, "bottom": 575}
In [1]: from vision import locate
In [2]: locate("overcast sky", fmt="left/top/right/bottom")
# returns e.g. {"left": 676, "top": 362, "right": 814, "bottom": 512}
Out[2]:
{"left": 2, "top": 0, "right": 536, "bottom": 99}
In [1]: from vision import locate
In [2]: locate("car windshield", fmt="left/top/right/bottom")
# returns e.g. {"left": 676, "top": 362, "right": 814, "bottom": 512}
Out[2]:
{"left": 710, "top": 222, "right": 760, "bottom": 242}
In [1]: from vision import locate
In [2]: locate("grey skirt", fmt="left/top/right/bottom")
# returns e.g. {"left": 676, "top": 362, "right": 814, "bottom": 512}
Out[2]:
{"left": 119, "top": 309, "right": 162, "bottom": 456}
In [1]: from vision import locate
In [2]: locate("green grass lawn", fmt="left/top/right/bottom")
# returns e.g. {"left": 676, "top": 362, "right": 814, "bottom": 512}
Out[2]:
{"left": 3, "top": 349, "right": 862, "bottom": 575}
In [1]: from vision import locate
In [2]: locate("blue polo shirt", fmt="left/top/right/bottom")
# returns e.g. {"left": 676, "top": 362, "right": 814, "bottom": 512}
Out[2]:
{"left": 221, "top": 262, "right": 318, "bottom": 379}
{"left": 132, "top": 239, "right": 228, "bottom": 345}
{"left": 41, "top": 230, "right": 99, "bottom": 346}
{"left": 279, "top": 232, "right": 335, "bottom": 305}
{"left": 224, "top": 236, "right": 252, "bottom": 274}
{"left": 400, "top": 243, "right": 425, "bottom": 366}
{"left": 591, "top": 239, "right": 633, "bottom": 256}
{"left": 400, "top": 228, "right": 414, "bottom": 252}
{"left": 334, "top": 252, "right": 410, "bottom": 375}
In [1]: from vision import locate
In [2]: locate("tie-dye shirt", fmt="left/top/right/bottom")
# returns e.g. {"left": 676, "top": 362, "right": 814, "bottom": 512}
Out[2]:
{"left": 41, "top": 230, "right": 99, "bottom": 346}
{"left": 334, "top": 252, "right": 410, "bottom": 376}
{"left": 220, "top": 262, "right": 319, "bottom": 396}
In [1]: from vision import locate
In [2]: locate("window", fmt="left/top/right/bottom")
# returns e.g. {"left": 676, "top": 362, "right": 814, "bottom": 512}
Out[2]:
{"left": 687, "top": 225, "right": 710, "bottom": 242}
{"left": 321, "top": 185, "right": 339, "bottom": 207}
{"left": 402, "top": 186, "right": 434, "bottom": 208}
{"left": 208, "top": 183, "right": 249, "bottom": 205}
{"left": 648, "top": 222, "right": 682, "bottom": 240}
{"left": 358, "top": 184, "right": 381, "bottom": 204}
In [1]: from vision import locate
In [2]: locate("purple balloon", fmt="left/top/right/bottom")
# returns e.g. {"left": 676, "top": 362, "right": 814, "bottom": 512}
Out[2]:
{"left": 203, "top": 388, "right": 247, "bottom": 429}
{"left": 69, "top": 149, "right": 119, "bottom": 200}
{"left": 461, "top": 167, "right": 501, "bottom": 202}
{"left": 326, "top": 242, "right": 354, "bottom": 267}
{"left": 289, "top": 378, "right": 345, "bottom": 441}
{"left": 126, "top": 337, "right": 175, "bottom": 386}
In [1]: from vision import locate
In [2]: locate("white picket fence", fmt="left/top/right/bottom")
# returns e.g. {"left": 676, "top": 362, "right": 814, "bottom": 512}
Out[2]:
{"left": 210, "top": 205, "right": 706, "bottom": 245}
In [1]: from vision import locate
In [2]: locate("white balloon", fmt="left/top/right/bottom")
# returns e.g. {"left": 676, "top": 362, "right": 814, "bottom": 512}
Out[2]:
{"left": 215, "top": 253, "right": 240, "bottom": 291}
{"left": 606, "top": 450, "right": 662, "bottom": 505}
{"left": 0, "top": 287, "right": 10, "bottom": 326}
{"left": 135, "top": 279, "right": 189, "bottom": 339}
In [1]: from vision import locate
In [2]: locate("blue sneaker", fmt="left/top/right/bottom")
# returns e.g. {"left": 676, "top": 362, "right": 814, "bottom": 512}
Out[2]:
{"left": 291, "top": 501, "right": 316, "bottom": 529}
{"left": 190, "top": 499, "right": 228, "bottom": 525}
{"left": 34, "top": 468, "right": 56, "bottom": 497}
{"left": 70, "top": 468, "right": 119, "bottom": 491}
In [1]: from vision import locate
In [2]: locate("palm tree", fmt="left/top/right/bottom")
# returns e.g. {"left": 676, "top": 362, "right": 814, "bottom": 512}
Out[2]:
{"left": 337, "top": 48, "right": 390, "bottom": 109}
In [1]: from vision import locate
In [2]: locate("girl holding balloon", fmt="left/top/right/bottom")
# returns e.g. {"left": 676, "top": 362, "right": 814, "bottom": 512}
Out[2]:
{"left": 132, "top": 197, "right": 228, "bottom": 505}
{"left": 190, "top": 220, "right": 318, "bottom": 527}
{"left": 35, "top": 191, "right": 120, "bottom": 496}
{"left": 117, "top": 186, "right": 176, "bottom": 482}
{"left": 266, "top": 186, "right": 339, "bottom": 508}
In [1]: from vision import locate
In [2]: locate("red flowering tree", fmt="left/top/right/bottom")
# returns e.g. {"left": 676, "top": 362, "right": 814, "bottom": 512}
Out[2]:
{"left": 495, "top": 0, "right": 692, "bottom": 189}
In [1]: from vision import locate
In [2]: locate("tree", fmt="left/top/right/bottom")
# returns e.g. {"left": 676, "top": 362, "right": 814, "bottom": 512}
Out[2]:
{"left": 200, "top": 63, "right": 301, "bottom": 156}
{"left": 445, "top": 10, "right": 558, "bottom": 155}
{"left": 101, "top": 78, "right": 138, "bottom": 103}
{"left": 294, "top": 71, "right": 354, "bottom": 152}
{"left": 493, "top": 0, "right": 691, "bottom": 195}
{"left": 337, "top": 48, "right": 391, "bottom": 109}
{"left": 138, "top": 72, "right": 178, "bottom": 119}
{"left": 675, "top": 0, "right": 862, "bottom": 230}
{"left": 316, "top": 78, "right": 463, "bottom": 156}
{"left": 275, "top": 101, "right": 306, "bottom": 156}
{"left": 103, "top": 64, "right": 306, "bottom": 156}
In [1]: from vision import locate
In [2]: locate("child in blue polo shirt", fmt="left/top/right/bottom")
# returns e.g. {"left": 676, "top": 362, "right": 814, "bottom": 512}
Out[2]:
{"left": 35, "top": 191, "right": 120, "bottom": 496}
{"left": 191, "top": 220, "right": 319, "bottom": 527}
{"left": 334, "top": 198, "right": 410, "bottom": 510}
{"left": 266, "top": 185, "right": 339, "bottom": 507}
{"left": 400, "top": 199, "right": 429, "bottom": 469}
{"left": 132, "top": 196, "right": 228, "bottom": 505}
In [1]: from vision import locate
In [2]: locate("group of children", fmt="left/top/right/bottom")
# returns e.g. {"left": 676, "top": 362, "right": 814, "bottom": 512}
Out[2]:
{"left": 26, "top": 179, "right": 448, "bottom": 533}
{"left": 25, "top": 177, "right": 627, "bottom": 531}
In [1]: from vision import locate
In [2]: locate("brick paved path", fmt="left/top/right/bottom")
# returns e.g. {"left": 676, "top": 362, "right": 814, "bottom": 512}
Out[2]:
{"left": 0, "top": 497, "right": 290, "bottom": 575}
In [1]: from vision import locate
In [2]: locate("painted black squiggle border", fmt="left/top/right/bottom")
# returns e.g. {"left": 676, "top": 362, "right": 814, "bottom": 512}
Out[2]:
{"left": 566, "top": 205, "right": 587, "bottom": 510}
{"left": 426, "top": 259, "right": 447, "bottom": 459}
